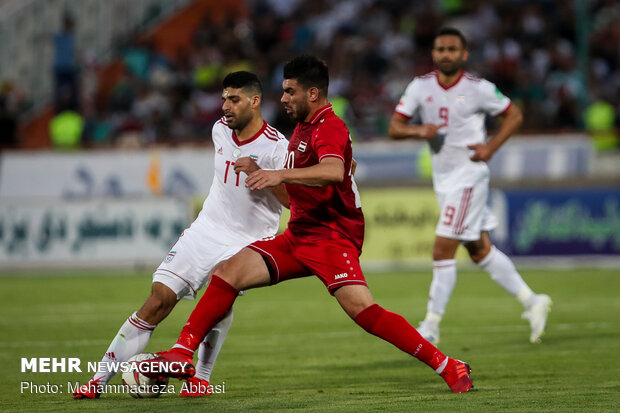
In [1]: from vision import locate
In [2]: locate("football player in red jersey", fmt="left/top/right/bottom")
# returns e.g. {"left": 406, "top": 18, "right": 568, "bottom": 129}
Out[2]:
{"left": 141, "top": 56, "right": 473, "bottom": 393}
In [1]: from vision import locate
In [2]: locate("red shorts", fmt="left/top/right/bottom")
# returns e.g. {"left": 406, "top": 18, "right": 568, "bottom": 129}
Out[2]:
{"left": 248, "top": 230, "right": 367, "bottom": 295}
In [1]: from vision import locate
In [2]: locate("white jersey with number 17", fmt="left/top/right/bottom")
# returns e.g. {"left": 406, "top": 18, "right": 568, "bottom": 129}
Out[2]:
{"left": 195, "top": 117, "right": 288, "bottom": 245}
{"left": 395, "top": 70, "right": 511, "bottom": 192}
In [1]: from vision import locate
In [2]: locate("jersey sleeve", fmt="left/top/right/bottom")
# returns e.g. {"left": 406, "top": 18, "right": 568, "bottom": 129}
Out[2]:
{"left": 270, "top": 136, "right": 289, "bottom": 169}
{"left": 478, "top": 79, "right": 511, "bottom": 116}
{"left": 210, "top": 118, "right": 226, "bottom": 146}
{"left": 394, "top": 79, "right": 420, "bottom": 119}
{"left": 312, "top": 119, "right": 348, "bottom": 163}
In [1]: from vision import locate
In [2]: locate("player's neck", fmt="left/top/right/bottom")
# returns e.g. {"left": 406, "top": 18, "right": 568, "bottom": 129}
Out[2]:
{"left": 304, "top": 99, "right": 329, "bottom": 123}
{"left": 235, "top": 116, "right": 265, "bottom": 142}
{"left": 437, "top": 70, "right": 463, "bottom": 88}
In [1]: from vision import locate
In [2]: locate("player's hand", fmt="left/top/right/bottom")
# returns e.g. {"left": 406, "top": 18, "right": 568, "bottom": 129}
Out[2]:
{"left": 419, "top": 124, "right": 440, "bottom": 139}
{"left": 234, "top": 156, "right": 260, "bottom": 175}
{"left": 468, "top": 143, "right": 493, "bottom": 162}
{"left": 245, "top": 169, "right": 283, "bottom": 190}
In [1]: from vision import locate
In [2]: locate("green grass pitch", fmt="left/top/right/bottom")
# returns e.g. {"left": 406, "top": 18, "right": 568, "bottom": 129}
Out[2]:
{"left": 1, "top": 268, "right": 619, "bottom": 412}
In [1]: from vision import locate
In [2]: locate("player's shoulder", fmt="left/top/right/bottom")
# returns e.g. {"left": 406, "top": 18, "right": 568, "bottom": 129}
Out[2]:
{"left": 319, "top": 110, "right": 349, "bottom": 134}
{"left": 462, "top": 72, "right": 496, "bottom": 90}
{"left": 262, "top": 122, "right": 286, "bottom": 143}
{"left": 416, "top": 70, "right": 438, "bottom": 81}
{"left": 404, "top": 71, "right": 437, "bottom": 92}
{"left": 462, "top": 71, "right": 483, "bottom": 83}
{"left": 211, "top": 116, "right": 232, "bottom": 141}
{"left": 213, "top": 116, "right": 231, "bottom": 133}
{"left": 410, "top": 71, "right": 437, "bottom": 85}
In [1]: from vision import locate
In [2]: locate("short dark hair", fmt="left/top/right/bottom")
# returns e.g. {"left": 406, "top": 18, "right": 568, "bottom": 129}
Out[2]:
{"left": 283, "top": 55, "right": 329, "bottom": 97}
{"left": 435, "top": 27, "right": 467, "bottom": 49}
{"left": 223, "top": 71, "right": 263, "bottom": 98}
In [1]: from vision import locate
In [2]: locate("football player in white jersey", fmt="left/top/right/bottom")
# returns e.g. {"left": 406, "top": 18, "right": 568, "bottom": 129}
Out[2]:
{"left": 388, "top": 28, "right": 551, "bottom": 345}
{"left": 74, "top": 71, "right": 289, "bottom": 399}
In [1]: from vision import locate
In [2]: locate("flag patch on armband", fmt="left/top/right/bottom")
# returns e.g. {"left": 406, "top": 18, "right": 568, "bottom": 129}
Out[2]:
{"left": 165, "top": 251, "right": 176, "bottom": 263}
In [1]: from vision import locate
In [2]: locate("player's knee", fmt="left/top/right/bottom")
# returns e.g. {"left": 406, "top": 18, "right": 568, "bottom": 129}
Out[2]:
{"left": 432, "top": 237, "right": 459, "bottom": 260}
{"left": 334, "top": 285, "right": 375, "bottom": 319}
{"left": 212, "top": 259, "right": 239, "bottom": 286}
{"left": 433, "top": 245, "right": 452, "bottom": 261}
{"left": 212, "top": 258, "right": 244, "bottom": 289}
{"left": 465, "top": 242, "right": 490, "bottom": 263}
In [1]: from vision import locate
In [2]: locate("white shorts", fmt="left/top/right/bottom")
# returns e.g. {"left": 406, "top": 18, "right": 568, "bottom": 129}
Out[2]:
{"left": 435, "top": 180, "right": 497, "bottom": 241}
{"left": 153, "top": 227, "right": 249, "bottom": 300}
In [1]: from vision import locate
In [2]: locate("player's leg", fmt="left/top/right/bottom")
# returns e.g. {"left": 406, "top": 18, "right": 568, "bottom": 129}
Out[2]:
{"left": 176, "top": 238, "right": 252, "bottom": 397}
{"left": 140, "top": 232, "right": 311, "bottom": 379}
{"left": 174, "top": 246, "right": 272, "bottom": 349}
{"left": 141, "top": 247, "right": 273, "bottom": 378}
{"left": 418, "top": 235, "right": 460, "bottom": 344}
{"left": 297, "top": 237, "right": 471, "bottom": 393}
{"left": 183, "top": 308, "right": 234, "bottom": 397}
{"left": 465, "top": 231, "right": 533, "bottom": 300}
{"left": 418, "top": 186, "right": 479, "bottom": 344}
{"left": 334, "top": 283, "right": 472, "bottom": 393}
{"left": 73, "top": 282, "right": 177, "bottom": 399}
{"left": 75, "top": 229, "right": 213, "bottom": 399}
{"left": 466, "top": 231, "right": 552, "bottom": 343}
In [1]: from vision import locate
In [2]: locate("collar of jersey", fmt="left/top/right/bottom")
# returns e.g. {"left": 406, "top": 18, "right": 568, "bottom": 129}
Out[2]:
{"left": 307, "top": 104, "right": 333, "bottom": 125}
{"left": 232, "top": 120, "right": 267, "bottom": 146}
{"left": 435, "top": 70, "right": 465, "bottom": 91}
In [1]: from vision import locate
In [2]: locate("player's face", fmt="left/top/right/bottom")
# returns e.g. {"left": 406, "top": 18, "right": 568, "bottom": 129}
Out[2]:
{"left": 432, "top": 35, "right": 469, "bottom": 76}
{"left": 281, "top": 78, "right": 310, "bottom": 123}
{"left": 222, "top": 87, "right": 254, "bottom": 131}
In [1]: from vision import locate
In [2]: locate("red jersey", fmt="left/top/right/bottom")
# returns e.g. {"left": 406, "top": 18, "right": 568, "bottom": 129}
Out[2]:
{"left": 284, "top": 104, "right": 365, "bottom": 252}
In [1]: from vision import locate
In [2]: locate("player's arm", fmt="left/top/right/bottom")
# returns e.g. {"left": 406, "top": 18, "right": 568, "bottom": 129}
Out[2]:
{"left": 245, "top": 157, "right": 344, "bottom": 190}
{"left": 388, "top": 113, "right": 439, "bottom": 140}
{"left": 234, "top": 157, "right": 290, "bottom": 208}
{"left": 468, "top": 104, "right": 523, "bottom": 162}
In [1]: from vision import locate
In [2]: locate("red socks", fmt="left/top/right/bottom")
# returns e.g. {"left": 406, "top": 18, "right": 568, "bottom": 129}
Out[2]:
{"left": 174, "top": 275, "right": 239, "bottom": 352}
{"left": 355, "top": 304, "right": 446, "bottom": 370}
{"left": 173, "top": 278, "right": 446, "bottom": 372}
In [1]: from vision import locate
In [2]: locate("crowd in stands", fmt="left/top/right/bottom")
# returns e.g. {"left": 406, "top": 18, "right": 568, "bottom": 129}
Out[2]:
{"left": 5, "top": 0, "right": 620, "bottom": 150}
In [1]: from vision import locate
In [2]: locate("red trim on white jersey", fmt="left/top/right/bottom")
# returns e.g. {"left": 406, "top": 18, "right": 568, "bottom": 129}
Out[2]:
{"left": 463, "top": 72, "right": 481, "bottom": 82}
{"left": 217, "top": 116, "right": 228, "bottom": 127}
{"left": 394, "top": 110, "right": 412, "bottom": 119}
{"left": 155, "top": 268, "right": 197, "bottom": 296}
{"left": 232, "top": 121, "right": 268, "bottom": 146}
{"left": 309, "top": 104, "right": 333, "bottom": 124}
{"left": 454, "top": 188, "right": 473, "bottom": 235}
{"left": 496, "top": 101, "right": 512, "bottom": 117}
{"left": 264, "top": 124, "right": 281, "bottom": 141}
{"left": 436, "top": 70, "right": 465, "bottom": 91}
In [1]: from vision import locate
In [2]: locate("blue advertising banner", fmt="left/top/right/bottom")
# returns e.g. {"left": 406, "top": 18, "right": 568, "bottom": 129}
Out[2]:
{"left": 492, "top": 188, "right": 620, "bottom": 256}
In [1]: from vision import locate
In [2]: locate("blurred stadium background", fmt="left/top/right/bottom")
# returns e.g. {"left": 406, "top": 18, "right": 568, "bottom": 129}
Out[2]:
{"left": 0, "top": 0, "right": 619, "bottom": 270}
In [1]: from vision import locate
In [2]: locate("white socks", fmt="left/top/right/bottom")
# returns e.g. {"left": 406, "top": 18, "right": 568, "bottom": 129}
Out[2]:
{"left": 93, "top": 312, "right": 156, "bottom": 385}
{"left": 478, "top": 246, "right": 535, "bottom": 308}
{"left": 92, "top": 307, "right": 235, "bottom": 386}
{"left": 194, "top": 308, "right": 234, "bottom": 382}
{"left": 427, "top": 259, "right": 457, "bottom": 316}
